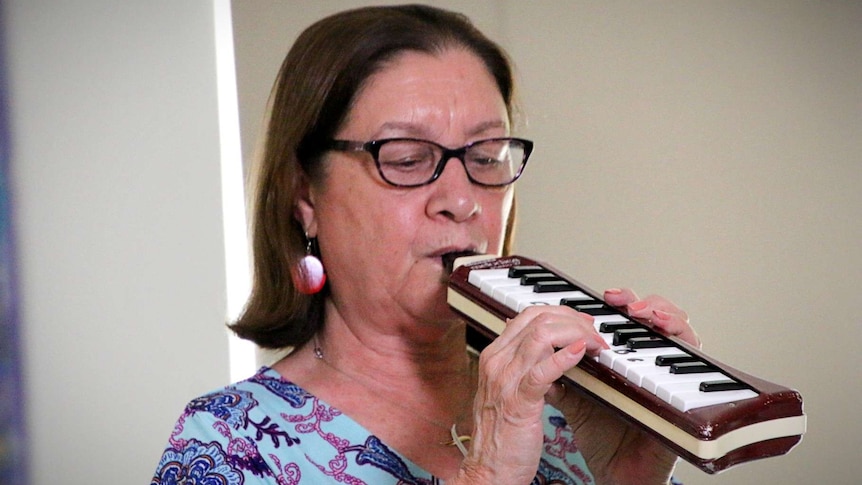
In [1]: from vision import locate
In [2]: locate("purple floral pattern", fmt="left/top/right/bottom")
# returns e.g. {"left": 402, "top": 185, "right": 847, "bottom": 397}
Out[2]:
{"left": 153, "top": 439, "right": 243, "bottom": 485}
{"left": 152, "top": 367, "right": 593, "bottom": 484}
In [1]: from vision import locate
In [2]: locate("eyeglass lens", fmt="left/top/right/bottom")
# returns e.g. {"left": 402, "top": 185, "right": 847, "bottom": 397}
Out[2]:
{"left": 376, "top": 139, "right": 526, "bottom": 186}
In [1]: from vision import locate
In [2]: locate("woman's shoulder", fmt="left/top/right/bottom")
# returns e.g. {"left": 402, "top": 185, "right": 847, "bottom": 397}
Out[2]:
{"left": 213, "top": 366, "right": 313, "bottom": 404}
{"left": 153, "top": 367, "right": 441, "bottom": 484}
{"left": 152, "top": 367, "right": 316, "bottom": 484}
{"left": 175, "top": 367, "right": 323, "bottom": 440}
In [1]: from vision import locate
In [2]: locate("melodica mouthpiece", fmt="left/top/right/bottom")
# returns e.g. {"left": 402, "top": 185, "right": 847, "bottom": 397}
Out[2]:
{"left": 442, "top": 251, "right": 476, "bottom": 275}
{"left": 442, "top": 251, "right": 498, "bottom": 275}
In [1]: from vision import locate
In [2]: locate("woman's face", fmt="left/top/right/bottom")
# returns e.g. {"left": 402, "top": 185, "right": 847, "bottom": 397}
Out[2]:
{"left": 297, "top": 48, "right": 514, "bottom": 335}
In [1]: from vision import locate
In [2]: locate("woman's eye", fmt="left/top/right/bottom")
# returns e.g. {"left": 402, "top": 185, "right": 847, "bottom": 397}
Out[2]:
{"left": 382, "top": 156, "right": 430, "bottom": 171}
{"left": 470, "top": 156, "right": 501, "bottom": 166}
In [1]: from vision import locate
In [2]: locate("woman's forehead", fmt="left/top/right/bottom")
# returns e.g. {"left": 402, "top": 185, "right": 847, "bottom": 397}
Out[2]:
{"left": 341, "top": 50, "right": 509, "bottom": 140}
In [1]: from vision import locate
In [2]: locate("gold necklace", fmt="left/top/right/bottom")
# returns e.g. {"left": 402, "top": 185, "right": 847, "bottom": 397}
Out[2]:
{"left": 312, "top": 337, "right": 474, "bottom": 455}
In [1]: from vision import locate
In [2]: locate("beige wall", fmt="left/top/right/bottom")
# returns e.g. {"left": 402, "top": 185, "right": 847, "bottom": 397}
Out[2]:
{"left": 5, "top": 1, "right": 233, "bottom": 482}
{"left": 5, "top": 0, "right": 857, "bottom": 483}
{"left": 233, "top": 1, "right": 860, "bottom": 484}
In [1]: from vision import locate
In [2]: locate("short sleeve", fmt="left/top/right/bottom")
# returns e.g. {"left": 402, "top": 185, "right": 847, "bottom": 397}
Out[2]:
{"left": 152, "top": 403, "right": 279, "bottom": 484}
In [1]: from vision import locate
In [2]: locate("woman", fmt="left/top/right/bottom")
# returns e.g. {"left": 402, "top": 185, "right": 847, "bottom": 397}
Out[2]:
{"left": 153, "top": 5, "right": 697, "bottom": 484}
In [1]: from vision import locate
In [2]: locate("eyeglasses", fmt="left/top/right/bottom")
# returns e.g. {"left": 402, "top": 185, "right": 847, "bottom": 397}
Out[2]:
{"left": 324, "top": 137, "right": 533, "bottom": 187}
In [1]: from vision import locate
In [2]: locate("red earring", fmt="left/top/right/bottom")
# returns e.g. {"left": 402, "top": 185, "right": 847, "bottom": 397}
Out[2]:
{"left": 293, "top": 236, "right": 326, "bottom": 295}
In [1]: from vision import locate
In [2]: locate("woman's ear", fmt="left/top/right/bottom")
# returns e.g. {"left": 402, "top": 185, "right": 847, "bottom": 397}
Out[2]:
{"left": 294, "top": 173, "right": 318, "bottom": 237}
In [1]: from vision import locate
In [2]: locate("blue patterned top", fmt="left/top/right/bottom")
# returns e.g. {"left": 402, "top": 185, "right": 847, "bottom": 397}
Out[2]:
{"left": 152, "top": 367, "right": 595, "bottom": 484}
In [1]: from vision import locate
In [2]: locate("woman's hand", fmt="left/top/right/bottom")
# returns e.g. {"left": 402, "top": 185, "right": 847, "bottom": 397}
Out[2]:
{"left": 558, "top": 288, "right": 699, "bottom": 485}
{"left": 454, "top": 305, "right": 606, "bottom": 484}
{"left": 605, "top": 287, "right": 700, "bottom": 349}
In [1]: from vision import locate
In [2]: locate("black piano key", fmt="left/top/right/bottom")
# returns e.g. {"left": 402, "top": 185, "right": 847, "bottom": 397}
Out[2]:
{"left": 569, "top": 301, "right": 603, "bottom": 309}
{"left": 655, "top": 354, "right": 699, "bottom": 366}
{"left": 599, "top": 320, "right": 640, "bottom": 333}
{"left": 560, "top": 298, "right": 605, "bottom": 312}
{"left": 507, "top": 265, "right": 546, "bottom": 277}
{"left": 520, "top": 272, "right": 559, "bottom": 285}
{"left": 626, "top": 336, "right": 674, "bottom": 349}
{"left": 613, "top": 328, "right": 651, "bottom": 346}
{"left": 560, "top": 299, "right": 617, "bottom": 316}
{"left": 560, "top": 298, "right": 597, "bottom": 307}
{"left": 670, "top": 362, "right": 718, "bottom": 374}
{"left": 533, "top": 280, "right": 577, "bottom": 293}
{"left": 578, "top": 306, "right": 620, "bottom": 316}
{"left": 700, "top": 379, "right": 750, "bottom": 392}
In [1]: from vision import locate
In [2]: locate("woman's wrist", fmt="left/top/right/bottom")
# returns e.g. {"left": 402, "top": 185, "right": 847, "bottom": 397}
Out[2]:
{"left": 451, "top": 460, "right": 495, "bottom": 485}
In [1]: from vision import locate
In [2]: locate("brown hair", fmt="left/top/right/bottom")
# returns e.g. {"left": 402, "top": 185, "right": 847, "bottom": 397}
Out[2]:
{"left": 230, "top": 4, "right": 520, "bottom": 349}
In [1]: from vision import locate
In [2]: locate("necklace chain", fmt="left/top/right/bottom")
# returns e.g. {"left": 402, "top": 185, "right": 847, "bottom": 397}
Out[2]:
{"left": 312, "top": 337, "right": 473, "bottom": 453}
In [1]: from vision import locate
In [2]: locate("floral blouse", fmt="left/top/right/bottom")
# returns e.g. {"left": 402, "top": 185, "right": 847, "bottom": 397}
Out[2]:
{"left": 152, "top": 367, "right": 595, "bottom": 484}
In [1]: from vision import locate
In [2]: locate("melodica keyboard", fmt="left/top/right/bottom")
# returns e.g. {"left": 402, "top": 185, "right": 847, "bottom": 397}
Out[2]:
{"left": 446, "top": 254, "right": 805, "bottom": 474}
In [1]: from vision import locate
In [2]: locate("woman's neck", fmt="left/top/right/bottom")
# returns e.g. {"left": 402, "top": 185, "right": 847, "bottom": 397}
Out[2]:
{"left": 315, "top": 300, "right": 472, "bottom": 387}
{"left": 270, "top": 298, "right": 478, "bottom": 479}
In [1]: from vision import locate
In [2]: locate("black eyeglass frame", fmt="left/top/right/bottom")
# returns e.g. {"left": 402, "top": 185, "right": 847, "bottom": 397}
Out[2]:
{"left": 324, "top": 137, "right": 533, "bottom": 188}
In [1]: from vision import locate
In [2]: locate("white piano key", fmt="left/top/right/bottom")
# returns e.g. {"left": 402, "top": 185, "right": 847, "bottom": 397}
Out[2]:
{"left": 507, "top": 290, "right": 591, "bottom": 312}
{"left": 494, "top": 284, "right": 534, "bottom": 307}
{"left": 592, "top": 314, "right": 631, "bottom": 326}
{"left": 603, "top": 347, "right": 665, "bottom": 371}
{"left": 671, "top": 388, "right": 759, "bottom": 412}
{"left": 467, "top": 268, "right": 510, "bottom": 288}
{"left": 609, "top": 348, "right": 672, "bottom": 377}
{"left": 480, "top": 277, "right": 521, "bottom": 296}
{"left": 598, "top": 348, "right": 621, "bottom": 367}
{"left": 624, "top": 361, "right": 676, "bottom": 386}
{"left": 643, "top": 368, "right": 705, "bottom": 394}
{"left": 598, "top": 332, "right": 616, "bottom": 347}
{"left": 598, "top": 347, "right": 647, "bottom": 368}
{"left": 654, "top": 372, "right": 727, "bottom": 401}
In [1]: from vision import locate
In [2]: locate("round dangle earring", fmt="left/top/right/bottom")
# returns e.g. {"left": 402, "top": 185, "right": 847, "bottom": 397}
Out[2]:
{"left": 292, "top": 236, "right": 326, "bottom": 295}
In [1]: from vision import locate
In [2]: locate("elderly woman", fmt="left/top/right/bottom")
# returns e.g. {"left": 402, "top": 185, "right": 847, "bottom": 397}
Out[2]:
{"left": 153, "top": 5, "right": 696, "bottom": 484}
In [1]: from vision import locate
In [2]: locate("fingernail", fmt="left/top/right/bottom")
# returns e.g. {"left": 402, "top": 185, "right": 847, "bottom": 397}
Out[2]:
{"left": 574, "top": 339, "right": 587, "bottom": 351}
{"left": 605, "top": 288, "right": 622, "bottom": 294}
{"left": 566, "top": 339, "right": 587, "bottom": 356}
{"left": 653, "top": 309, "right": 671, "bottom": 321}
{"left": 628, "top": 300, "right": 648, "bottom": 312}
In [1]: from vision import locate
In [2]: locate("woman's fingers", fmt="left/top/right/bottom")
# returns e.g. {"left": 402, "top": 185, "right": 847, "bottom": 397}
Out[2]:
{"left": 479, "top": 305, "right": 605, "bottom": 405}
{"left": 648, "top": 304, "right": 700, "bottom": 348}
{"left": 506, "top": 307, "right": 606, "bottom": 373}
{"left": 604, "top": 288, "right": 701, "bottom": 349}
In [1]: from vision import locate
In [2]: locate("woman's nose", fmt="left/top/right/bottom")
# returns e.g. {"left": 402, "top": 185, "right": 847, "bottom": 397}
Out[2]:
{"left": 426, "top": 156, "right": 480, "bottom": 222}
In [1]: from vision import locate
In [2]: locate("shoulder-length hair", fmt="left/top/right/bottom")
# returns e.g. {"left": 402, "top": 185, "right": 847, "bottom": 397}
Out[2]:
{"left": 230, "top": 4, "right": 520, "bottom": 349}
